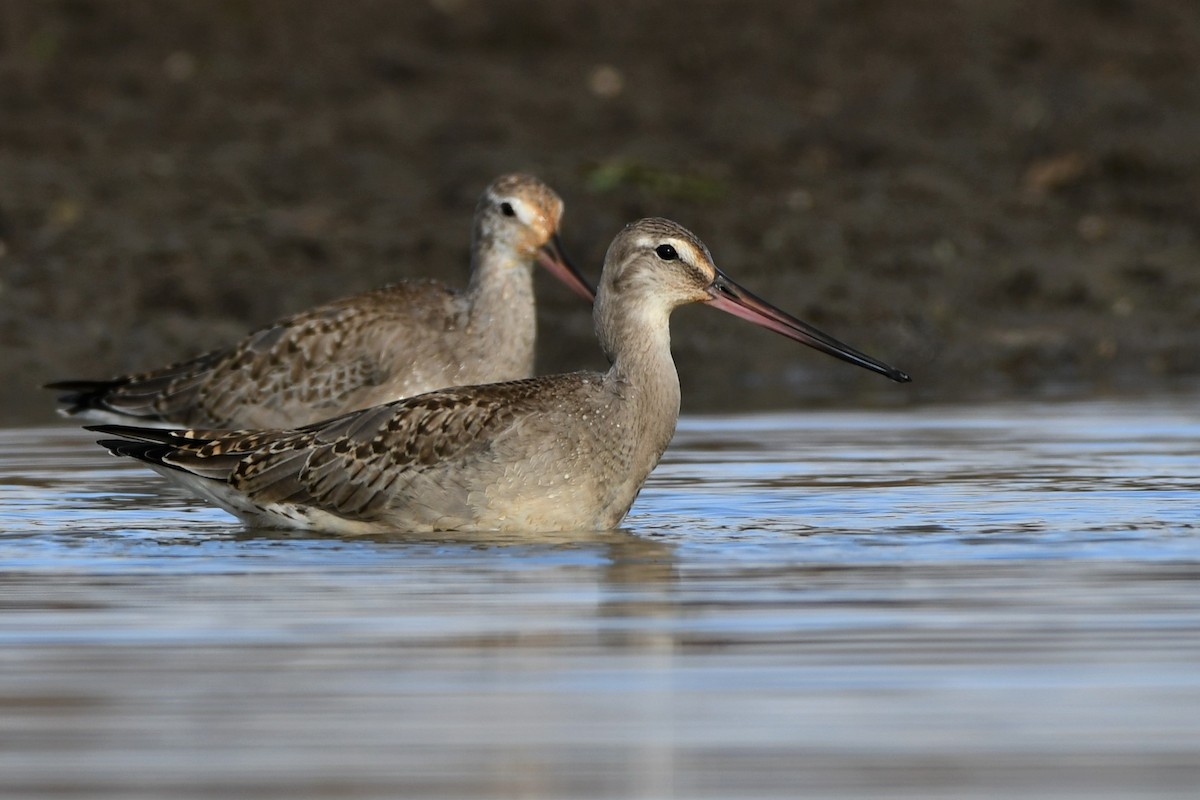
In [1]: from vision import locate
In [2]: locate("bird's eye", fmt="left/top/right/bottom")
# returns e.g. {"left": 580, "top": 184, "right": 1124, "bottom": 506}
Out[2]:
{"left": 655, "top": 244, "right": 678, "bottom": 261}
{"left": 499, "top": 202, "right": 516, "bottom": 217}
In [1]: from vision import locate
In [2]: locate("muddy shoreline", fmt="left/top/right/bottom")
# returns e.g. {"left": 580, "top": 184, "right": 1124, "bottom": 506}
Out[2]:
{"left": 3, "top": 1, "right": 1199, "bottom": 424}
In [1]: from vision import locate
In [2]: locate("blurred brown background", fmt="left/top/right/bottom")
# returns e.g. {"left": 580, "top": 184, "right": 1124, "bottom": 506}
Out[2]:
{"left": 2, "top": 0, "right": 1199, "bottom": 424}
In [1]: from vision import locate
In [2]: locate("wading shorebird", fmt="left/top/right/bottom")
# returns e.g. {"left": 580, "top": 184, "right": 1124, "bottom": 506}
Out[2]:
{"left": 90, "top": 218, "right": 910, "bottom": 533}
{"left": 48, "top": 174, "right": 594, "bottom": 430}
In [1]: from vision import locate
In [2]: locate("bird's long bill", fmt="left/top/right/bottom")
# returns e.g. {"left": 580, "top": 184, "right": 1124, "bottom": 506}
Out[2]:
{"left": 707, "top": 271, "right": 911, "bottom": 383}
{"left": 538, "top": 234, "right": 596, "bottom": 303}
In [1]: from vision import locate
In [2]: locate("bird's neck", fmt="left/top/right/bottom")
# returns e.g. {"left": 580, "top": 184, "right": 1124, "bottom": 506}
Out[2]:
{"left": 465, "top": 245, "right": 537, "bottom": 375}
{"left": 600, "top": 299, "right": 682, "bottom": 467}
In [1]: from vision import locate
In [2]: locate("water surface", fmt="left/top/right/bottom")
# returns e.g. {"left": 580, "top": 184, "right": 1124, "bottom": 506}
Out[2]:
{"left": 2, "top": 398, "right": 1199, "bottom": 799}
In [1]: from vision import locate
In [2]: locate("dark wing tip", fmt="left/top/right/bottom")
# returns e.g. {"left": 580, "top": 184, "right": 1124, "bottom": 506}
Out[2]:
{"left": 85, "top": 424, "right": 192, "bottom": 446}
{"left": 44, "top": 379, "right": 111, "bottom": 391}
{"left": 44, "top": 379, "right": 139, "bottom": 418}
{"left": 85, "top": 423, "right": 141, "bottom": 435}
{"left": 93, "top": 438, "right": 183, "bottom": 469}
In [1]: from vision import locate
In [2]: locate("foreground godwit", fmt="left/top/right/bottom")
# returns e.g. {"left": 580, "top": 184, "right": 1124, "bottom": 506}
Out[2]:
{"left": 90, "top": 218, "right": 910, "bottom": 533}
{"left": 48, "top": 174, "right": 593, "bottom": 429}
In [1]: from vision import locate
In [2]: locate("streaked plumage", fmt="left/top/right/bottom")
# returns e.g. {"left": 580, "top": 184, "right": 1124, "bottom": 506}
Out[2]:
{"left": 92, "top": 218, "right": 910, "bottom": 533}
{"left": 49, "top": 173, "right": 593, "bottom": 429}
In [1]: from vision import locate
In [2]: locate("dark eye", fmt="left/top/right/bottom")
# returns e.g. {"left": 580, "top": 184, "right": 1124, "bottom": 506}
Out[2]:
{"left": 655, "top": 244, "right": 678, "bottom": 260}
{"left": 500, "top": 202, "right": 516, "bottom": 217}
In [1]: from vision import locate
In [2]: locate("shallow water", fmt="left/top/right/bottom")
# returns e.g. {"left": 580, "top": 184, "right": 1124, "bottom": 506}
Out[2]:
{"left": 2, "top": 398, "right": 1199, "bottom": 799}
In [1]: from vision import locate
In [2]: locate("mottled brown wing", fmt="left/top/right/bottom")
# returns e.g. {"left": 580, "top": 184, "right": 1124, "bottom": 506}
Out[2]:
{"left": 55, "top": 282, "right": 460, "bottom": 428}
{"left": 48, "top": 347, "right": 234, "bottom": 424}
{"left": 159, "top": 375, "right": 583, "bottom": 519}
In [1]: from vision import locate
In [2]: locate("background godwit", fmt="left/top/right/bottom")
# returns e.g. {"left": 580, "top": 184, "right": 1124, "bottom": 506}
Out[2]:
{"left": 47, "top": 173, "right": 594, "bottom": 430}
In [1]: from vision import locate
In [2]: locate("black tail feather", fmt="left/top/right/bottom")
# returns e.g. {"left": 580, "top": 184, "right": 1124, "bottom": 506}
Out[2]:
{"left": 44, "top": 379, "right": 122, "bottom": 392}
{"left": 44, "top": 380, "right": 125, "bottom": 416}
{"left": 94, "top": 438, "right": 190, "bottom": 472}
{"left": 85, "top": 424, "right": 193, "bottom": 445}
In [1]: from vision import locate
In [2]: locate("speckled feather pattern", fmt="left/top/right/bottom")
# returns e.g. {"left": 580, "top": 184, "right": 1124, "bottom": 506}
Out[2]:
{"left": 100, "top": 281, "right": 468, "bottom": 429}
{"left": 95, "top": 370, "right": 655, "bottom": 532}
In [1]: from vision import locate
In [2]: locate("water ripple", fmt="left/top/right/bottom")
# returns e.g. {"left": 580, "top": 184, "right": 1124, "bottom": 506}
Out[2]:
{"left": 2, "top": 401, "right": 1200, "bottom": 799}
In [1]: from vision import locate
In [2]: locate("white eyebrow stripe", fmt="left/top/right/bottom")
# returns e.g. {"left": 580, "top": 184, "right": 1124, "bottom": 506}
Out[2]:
{"left": 501, "top": 197, "right": 541, "bottom": 226}
{"left": 642, "top": 238, "right": 707, "bottom": 269}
